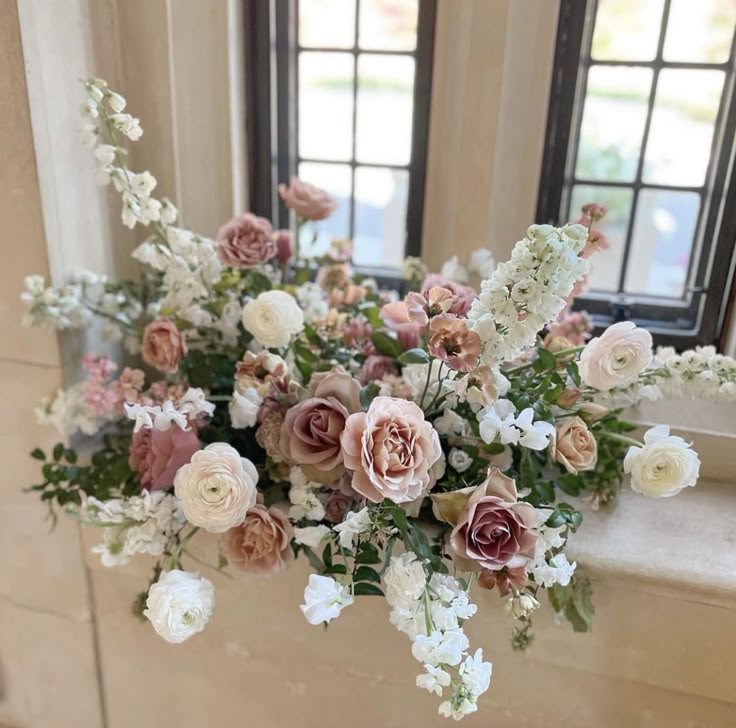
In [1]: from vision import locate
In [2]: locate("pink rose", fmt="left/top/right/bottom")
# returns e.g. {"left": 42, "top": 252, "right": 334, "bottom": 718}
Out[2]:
{"left": 219, "top": 504, "right": 292, "bottom": 576}
{"left": 274, "top": 229, "right": 293, "bottom": 264}
{"left": 341, "top": 396, "right": 444, "bottom": 504}
{"left": 129, "top": 426, "right": 200, "bottom": 490}
{"left": 141, "top": 318, "right": 187, "bottom": 374}
{"left": 280, "top": 370, "right": 361, "bottom": 481}
{"left": 359, "top": 355, "right": 398, "bottom": 385}
{"left": 433, "top": 469, "right": 537, "bottom": 571}
{"left": 278, "top": 177, "right": 336, "bottom": 221}
{"left": 578, "top": 321, "right": 653, "bottom": 391}
{"left": 216, "top": 213, "right": 276, "bottom": 267}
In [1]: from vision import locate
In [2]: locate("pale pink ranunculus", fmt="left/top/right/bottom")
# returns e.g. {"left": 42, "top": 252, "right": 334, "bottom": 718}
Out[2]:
{"left": 278, "top": 177, "right": 336, "bottom": 221}
{"left": 578, "top": 321, "right": 653, "bottom": 391}
{"left": 280, "top": 370, "right": 361, "bottom": 481}
{"left": 141, "top": 318, "right": 187, "bottom": 374}
{"left": 448, "top": 469, "right": 537, "bottom": 571}
{"left": 129, "top": 425, "right": 201, "bottom": 490}
{"left": 428, "top": 314, "right": 481, "bottom": 373}
{"left": 216, "top": 213, "right": 276, "bottom": 268}
{"left": 421, "top": 274, "right": 476, "bottom": 317}
{"left": 341, "top": 396, "right": 443, "bottom": 504}
{"left": 219, "top": 504, "right": 292, "bottom": 576}
{"left": 359, "top": 355, "right": 398, "bottom": 385}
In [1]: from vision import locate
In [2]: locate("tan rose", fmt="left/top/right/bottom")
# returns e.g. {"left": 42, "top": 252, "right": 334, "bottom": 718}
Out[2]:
{"left": 219, "top": 504, "right": 292, "bottom": 576}
{"left": 341, "top": 396, "right": 443, "bottom": 504}
{"left": 551, "top": 416, "right": 597, "bottom": 474}
{"left": 141, "top": 318, "right": 187, "bottom": 374}
{"left": 278, "top": 177, "right": 336, "bottom": 221}
{"left": 215, "top": 212, "right": 276, "bottom": 268}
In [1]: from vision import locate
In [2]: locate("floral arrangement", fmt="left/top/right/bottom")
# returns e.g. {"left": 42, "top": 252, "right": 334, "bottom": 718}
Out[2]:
{"left": 22, "top": 80, "right": 736, "bottom": 721}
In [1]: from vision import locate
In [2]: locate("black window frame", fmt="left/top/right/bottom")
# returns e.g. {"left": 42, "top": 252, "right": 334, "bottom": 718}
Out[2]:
{"left": 244, "top": 0, "right": 437, "bottom": 282}
{"left": 537, "top": 0, "right": 736, "bottom": 349}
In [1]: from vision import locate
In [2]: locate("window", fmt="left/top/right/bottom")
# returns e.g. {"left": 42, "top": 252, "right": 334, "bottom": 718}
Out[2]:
{"left": 538, "top": 0, "right": 736, "bottom": 347}
{"left": 245, "top": 0, "right": 436, "bottom": 274}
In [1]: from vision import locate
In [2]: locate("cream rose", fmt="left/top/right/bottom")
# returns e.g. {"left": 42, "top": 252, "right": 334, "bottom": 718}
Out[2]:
{"left": 551, "top": 416, "right": 597, "bottom": 474}
{"left": 623, "top": 425, "right": 700, "bottom": 498}
{"left": 578, "top": 321, "right": 652, "bottom": 391}
{"left": 174, "top": 443, "right": 258, "bottom": 533}
{"left": 241, "top": 290, "right": 304, "bottom": 349}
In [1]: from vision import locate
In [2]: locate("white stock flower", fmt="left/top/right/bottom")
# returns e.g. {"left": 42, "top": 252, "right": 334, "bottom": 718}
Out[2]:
{"left": 174, "top": 443, "right": 258, "bottom": 533}
{"left": 300, "top": 574, "right": 353, "bottom": 625}
{"left": 295, "top": 281, "right": 329, "bottom": 323}
{"left": 448, "top": 448, "right": 472, "bottom": 473}
{"left": 144, "top": 570, "right": 215, "bottom": 644}
{"left": 412, "top": 629, "right": 469, "bottom": 667}
{"left": 530, "top": 552, "right": 576, "bottom": 588}
{"left": 333, "top": 507, "right": 371, "bottom": 549}
{"left": 440, "top": 255, "right": 469, "bottom": 284}
{"left": 624, "top": 425, "right": 700, "bottom": 498}
{"left": 294, "top": 525, "right": 331, "bottom": 549}
{"left": 384, "top": 553, "right": 427, "bottom": 611}
{"left": 132, "top": 242, "right": 172, "bottom": 271}
{"left": 459, "top": 648, "right": 492, "bottom": 696}
{"left": 416, "top": 665, "right": 452, "bottom": 696}
{"left": 468, "top": 248, "right": 496, "bottom": 279}
{"left": 288, "top": 469, "right": 326, "bottom": 521}
{"left": 242, "top": 290, "right": 305, "bottom": 348}
{"left": 229, "top": 388, "right": 262, "bottom": 429}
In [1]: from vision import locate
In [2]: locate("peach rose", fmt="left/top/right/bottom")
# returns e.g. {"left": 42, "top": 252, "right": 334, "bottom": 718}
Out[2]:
{"left": 219, "top": 504, "right": 292, "bottom": 576}
{"left": 578, "top": 321, "right": 652, "bottom": 391}
{"left": 341, "top": 396, "right": 444, "bottom": 503}
{"left": 551, "top": 416, "right": 597, "bottom": 474}
{"left": 278, "top": 177, "right": 336, "bottom": 221}
{"left": 141, "top": 318, "right": 187, "bottom": 374}
{"left": 129, "top": 425, "right": 200, "bottom": 490}
{"left": 280, "top": 370, "right": 361, "bottom": 481}
{"left": 215, "top": 212, "right": 276, "bottom": 268}
{"left": 433, "top": 468, "right": 537, "bottom": 571}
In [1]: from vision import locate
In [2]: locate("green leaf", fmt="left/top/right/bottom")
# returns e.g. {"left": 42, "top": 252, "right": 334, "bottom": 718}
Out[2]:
{"left": 353, "top": 582, "right": 384, "bottom": 596}
{"left": 354, "top": 566, "right": 381, "bottom": 583}
{"left": 371, "top": 331, "right": 403, "bottom": 359}
{"left": 359, "top": 383, "right": 380, "bottom": 410}
{"left": 323, "top": 564, "right": 348, "bottom": 576}
{"left": 398, "top": 348, "right": 430, "bottom": 365}
{"left": 534, "top": 347, "right": 557, "bottom": 372}
{"left": 52, "top": 443, "right": 64, "bottom": 462}
{"left": 30, "top": 448, "right": 46, "bottom": 461}
{"left": 64, "top": 449, "right": 78, "bottom": 464}
{"left": 356, "top": 542, "right": 381, "bottom": 565}
{"left": 566, "top": 361, "right": 581, "bottom": 387}
{"left": 557, "top": 474, "right": 582, "bottom": 497}
{"left": 322, "top": 542, "right": 333, "bottom": 567}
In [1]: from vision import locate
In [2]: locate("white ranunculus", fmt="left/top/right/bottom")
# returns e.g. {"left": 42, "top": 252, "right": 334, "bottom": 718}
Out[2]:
{"left": 241, "top": 290, "right": 304, "bottom": 348}
{"left": 144, "top": 570, "right": 215, "bottom": 643}
{"left": 300, "top": 574, "right": 353, "bottom": 625}
{"left": 174, "top": 443, "right": 258, "bottom": 533}
{"left": 624, "top": 425, "right": 700, "bottom": 498}
{"left": 448, "top": 448, "right": 472, "bottom": 473}
{"left": 229, "top": 388, "right": 262, "bottom": 429}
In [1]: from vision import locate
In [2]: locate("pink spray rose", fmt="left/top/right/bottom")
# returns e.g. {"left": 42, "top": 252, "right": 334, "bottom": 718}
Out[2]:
{"left": 219, "top": 504, "right": 292, "bottom": 576}
{"left": 216, "top": 212, "right": 276, "bottom": 267}
{"left": 341, "top": 396, "right": 444, "bottom": 504}
{"left": 129, "top": 426, "right": 201, "bottom": 490}
{"left": 359, "top": 355, "right": 398, "bottom": 385}
{"left": 278, "top": 176, "right": 337, "bottom": 221}
{"left": 421, "top": 274, "right": 477, "bottom": 317}
{"left": 280, "top": 370, "right": 362, "bottom": 482}
{"left": 274, "top": 229, "right": 293, "bottom": 264}
{"left": 578, "top": 321, "right": 652, "bottom": 391}
{"left": 141, "top": 318, "right": 187, "bottom": 374}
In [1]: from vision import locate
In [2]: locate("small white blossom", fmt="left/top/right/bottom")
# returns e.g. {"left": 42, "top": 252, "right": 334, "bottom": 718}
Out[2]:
{"left": 416, "top": 665, "right": 452, "bottom": 696}
{"left": 294, "top": 525, "right": 331, "bottom": 549}
{"left": 448, "top": 448, "right": 472, "bottom": 473}
{"left": 333, "top": 508, "right": 371, "bottom": 549}
{"left": 300, "top": 574, "right": 353, "bottom": 625}
{"left": 229, "top": 388, "right": 262, "bottom": 429}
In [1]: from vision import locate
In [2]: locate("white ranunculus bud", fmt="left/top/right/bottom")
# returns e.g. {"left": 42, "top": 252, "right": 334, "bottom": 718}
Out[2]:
{"left": 448, "top": 448, "right": 473, "bottom": 473}
{"left": 229, "top": 388, "right": 262, "bottom": 429}
{"left": 504, "top": 592, "right": 540, "bottom": 619}
{"left": 623, "top": 425, "right": 700, "bottom": 498}
{"left": 174, "top": 443, "right": 258, "bottom": 533}
{"left": 144, "top": 570, "right": 214, "bottom": 643}
{"left": 107, "top": 91, "right": 126, "bottom": 113}
{"left": 241, "top": 290, "right": 304, "bottom": 348}
{"left": 300, "top": 574, "right": 353, "bottom": 625}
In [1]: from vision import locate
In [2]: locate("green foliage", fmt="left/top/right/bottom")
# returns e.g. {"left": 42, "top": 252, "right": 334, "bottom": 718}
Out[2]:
{"left": 398, "top": 348, "right": 430, "bottom": 365}
{"left": 370, "top": 331, "right": 403, "bottom": 359}
{"left": 548, "top": 572, "right": 595, "bottom": 633}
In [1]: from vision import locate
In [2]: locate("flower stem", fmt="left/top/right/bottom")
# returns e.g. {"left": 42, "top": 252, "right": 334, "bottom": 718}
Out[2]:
{"left": 599, "top": 431, "right": 641, "bottom": 448}
{"left": 502, "top": 346, "right": 586, "bottom": 376}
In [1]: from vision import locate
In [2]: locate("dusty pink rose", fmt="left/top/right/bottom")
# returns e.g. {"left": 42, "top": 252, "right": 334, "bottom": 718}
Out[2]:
{"left": 324, "top": 489, "right": 353, "bottom": 523}
{"left": 280, "top": 370, "right": 361, "bottom": 481}
{"left": 422, "top": 274, "right": 476, "bottom": 317}
{"left": 359, "top": 355, "right": 398, "bottom": 385}
{"left": 578, "top": 321, "right": 652, "bottom": 391}
{"left": 341, "top": 396, "right": 444, "bottom": 504}
{"left": 142, "top": 319, "right": 187, "bottom": 374}
{"left": 129, "top": 426, "right": 200, "bottom": 490}
{"left": 428, "top": 314, "right": 482, "bottom": 372}
{"left": 329, "top": 283, "right": 366, "bottom": 307}
{"left": 219, "top": 504, "right": 292, "bottom": 576}
{"left": 216, "top": 213, "right": 276, "bottom": 267}
{"left": 278, "top": 176, "right": 337, "bottom": 221}
{"left": 343, "top": 316, "right": 376, "bottom": 356}
{"left": 274, "top": 229, "right": 293, "bottom": 264}
{"left": 434, "top": 469, "right": 537, "bottom": 571}
{"left": 551, "top": 416, "right": 597, "bottom": 474}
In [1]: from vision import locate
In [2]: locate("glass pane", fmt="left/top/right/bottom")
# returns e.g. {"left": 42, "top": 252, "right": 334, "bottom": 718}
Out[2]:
{"left": 591, "top": 0, "right": 665, "bottom": 61}
{"left": 299, "top": 52, "right": 354, "bottom": 161}
{"left": 624, "top": 189, "right": 700, "bottom": 297}
{"left": 568, "top": 185, "right": 634, "bottom": 292}
{"left": 663, "top": 0, "right": 736, "bottom": 64}
{"left": 297, "top": 162, "right": 352, "bottom": 258}
{"left": 575, "top": 66, "right": 653, "bottom": 182}
{"left": 353, "top": 167, "right": 409, "bottom": 267}
{"left": 643, "top": 69, "right": 724, "bottom": 186}
{"left": 359, "top": 0, "right": 418, "bottom": 51}
{"left": 356, "top": 54, "right": 415, "bottom": 165}
{"left": 299, "top": 0, "right": 356, "bottom": 49}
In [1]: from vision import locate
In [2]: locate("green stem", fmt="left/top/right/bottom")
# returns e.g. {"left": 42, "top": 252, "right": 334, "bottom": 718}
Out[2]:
{"left": 598, "top": 431, "right": 641, "bottom": 448}
{"left": 502, "top": 345, "right": 586, "bottom": 376}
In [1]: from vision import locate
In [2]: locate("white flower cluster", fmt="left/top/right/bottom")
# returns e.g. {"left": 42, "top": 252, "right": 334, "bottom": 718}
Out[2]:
{"left": 527, "top": 510, "right": 576, "bottom": 589}
{"left": 478, "top": 399, "right": 555, "bottom": 451}
{"left": 438, "top": 248, "right": 496, "bottom": 285}
{"left": 467, "top": 224, "right": 588, "bottom": 366}
{"left": 21, "top": 272, "right": 107, "bottom": 330}
{"left": 35, "top": 383, "right": 112, "bottom": 437}
{"left": 384, "top": 553, "right": 491, "bottom": 720}
{"left": 124, "top": 387, "right": 214, "bottom": 432}
{"left": 300, "top": 574, "right": 354, "bottom": 625}
{"left": 288, "top": 467, "right": 326, "bottom": 521}
{"left": 72, "top": 490, "right": 186, "bottom": 567}
{"left": 295, "top": 281, "right": 329, "bottom": 323}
